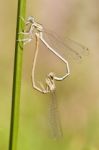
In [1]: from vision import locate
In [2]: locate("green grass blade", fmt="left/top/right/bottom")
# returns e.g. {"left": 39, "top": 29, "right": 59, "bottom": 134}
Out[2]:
{"left": 9, "top": 0, "right": 26, "bottom": 150}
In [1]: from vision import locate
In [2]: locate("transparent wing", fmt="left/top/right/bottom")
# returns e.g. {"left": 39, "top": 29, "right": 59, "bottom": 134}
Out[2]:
{"left": 49, "top": 91, "right": 63, "bottom": 138}
{"left": 43, "top": 28, "right": 89, "bottom": 63}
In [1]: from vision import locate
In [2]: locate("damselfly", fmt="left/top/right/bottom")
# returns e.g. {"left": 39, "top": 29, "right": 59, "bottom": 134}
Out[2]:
{"left": 18, "top": 16, "right": 71, "bottom": 93}
{"left": 18, "top": 16, "right": 89, "bottom": 137}
{"left": 18, "top": 16, "right": 89, "bottom": 92}
{"left": 44, "top": 72, "right": 63, "bottom": 138}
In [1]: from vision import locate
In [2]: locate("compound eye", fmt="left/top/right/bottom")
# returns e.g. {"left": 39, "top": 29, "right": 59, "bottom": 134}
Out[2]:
{"left": 48, "top": 72, "right": 55, "bottom": 80}
{"left": 50, "top": 75, "right": 54, "bottom": 80}
{"left": 27, "top": 16, "right": 34, "bottom": 23}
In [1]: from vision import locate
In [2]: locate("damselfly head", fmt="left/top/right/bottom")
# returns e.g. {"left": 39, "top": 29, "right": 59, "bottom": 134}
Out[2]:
{"left": 26, "top": 16, "right": 35, "bottom": 25}
{"left": 35, "top": 23, "right": 43, "bottom": 32}
{"left": 48, "top": 72, "right": 55, "bottom": 80}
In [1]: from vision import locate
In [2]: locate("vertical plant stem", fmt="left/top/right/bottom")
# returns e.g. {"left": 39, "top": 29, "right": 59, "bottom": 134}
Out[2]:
{"left": 9, "top": 0, "right": 26, "bottom": 150}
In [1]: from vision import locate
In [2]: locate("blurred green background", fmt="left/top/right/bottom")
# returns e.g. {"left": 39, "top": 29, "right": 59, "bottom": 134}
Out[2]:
{"left": 0, "top": 0, "right": 99, "bottom": 150}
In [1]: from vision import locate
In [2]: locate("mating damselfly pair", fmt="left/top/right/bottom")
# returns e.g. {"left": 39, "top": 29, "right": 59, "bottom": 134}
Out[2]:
{"left": 18, "top": 16, "right": 89, "bottom": 138}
